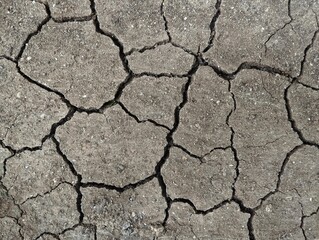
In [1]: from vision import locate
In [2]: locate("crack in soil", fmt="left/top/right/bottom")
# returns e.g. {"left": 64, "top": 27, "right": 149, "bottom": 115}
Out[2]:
{"left": 1, "top": 0, "right": 319, "bottom": 238}
{"left": 203, "top": 0, "right": 222, "bottom": 53}
{"left": 263, "top": 0, "right": 294, "bottom": 56}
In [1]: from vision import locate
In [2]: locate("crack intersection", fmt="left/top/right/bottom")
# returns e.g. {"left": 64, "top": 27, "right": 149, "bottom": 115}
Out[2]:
{"left": 1, "top": 0, "right": 319, "bottom": 239}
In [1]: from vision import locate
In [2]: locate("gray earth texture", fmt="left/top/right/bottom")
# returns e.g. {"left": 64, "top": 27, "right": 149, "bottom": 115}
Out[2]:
{"left": 0, "top": 0, "right": 319, "bottom": 239}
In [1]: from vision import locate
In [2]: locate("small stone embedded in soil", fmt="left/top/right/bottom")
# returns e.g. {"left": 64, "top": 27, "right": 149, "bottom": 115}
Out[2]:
{"left": 229, "top": 69, "right": 301, "bottom": 208}
{"left": 2, "top": 139, "right": 76, "bottom": 204}
{"left": 95, "top": 0, "right": 167, "bottom": 51}
{"left": 161, "top": 202, "right": 250, "bottom": 239}
{"left": 127, "top": 43, "right": 195, "bottom": 75}
{"left": 121, "top": 76, "right": 187, "bottom": 128}
{"left": 173, "top": 66, "right": 233, "bottom": 156}
{"left": 20, "top": 183, "right": 79, "bottom": 240}
{"left": 0, "top": 59, "right": 68, "bottom": 149}
{"left": 19, "top": 20, "right": 127, "bottom": 109}
{"left": 82, "top": 179, "right": 166, "bottom": 239}
{"left": 162, "top": 147, "right": 235, "bottom": 210}
{"left": 0, "top": 0, "right": 47, "bottom": 58}
{"left": 56, "top": 105, "right": 168, "bottom": 187}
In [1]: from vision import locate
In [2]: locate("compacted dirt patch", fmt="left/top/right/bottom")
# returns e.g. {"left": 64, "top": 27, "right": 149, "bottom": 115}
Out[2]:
{"left": 0, "top": 0, "right": 319, "bottom": 239}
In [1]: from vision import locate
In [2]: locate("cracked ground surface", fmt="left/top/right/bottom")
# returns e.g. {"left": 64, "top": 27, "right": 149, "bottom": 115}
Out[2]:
{"left": 0, "top": 0, "right": 319, "bottom": 239}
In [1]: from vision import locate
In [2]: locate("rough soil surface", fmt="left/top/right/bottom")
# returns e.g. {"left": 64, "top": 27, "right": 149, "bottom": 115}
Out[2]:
{"left": 0, "top": 0, "right": 318, "bottom": 239}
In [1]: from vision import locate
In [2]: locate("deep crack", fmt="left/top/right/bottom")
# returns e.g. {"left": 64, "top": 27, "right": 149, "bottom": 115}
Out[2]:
{"left": 1, "top": 1, "right": 318, "bottom": 238}
{"left": 203, "top": 0, "right": 222, "bottom": 52}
